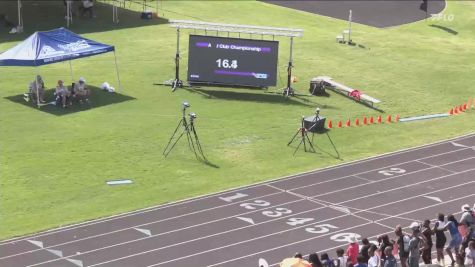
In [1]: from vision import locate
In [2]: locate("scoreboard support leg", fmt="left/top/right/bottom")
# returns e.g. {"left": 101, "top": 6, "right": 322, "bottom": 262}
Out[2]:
{"left": 282, "top": 37, "right": 295, "bottom": 97}
{"left": 155, "top": 28, "right": 191, "bottom": 91}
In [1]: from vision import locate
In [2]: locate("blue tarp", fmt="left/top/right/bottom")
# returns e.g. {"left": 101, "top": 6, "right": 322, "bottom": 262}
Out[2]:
{"left": 0, "top": 28, "right": 115, "bottom": 67}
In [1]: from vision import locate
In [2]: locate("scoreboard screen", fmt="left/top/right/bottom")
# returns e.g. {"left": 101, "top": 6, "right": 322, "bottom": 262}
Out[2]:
{"left": 187, "top": 35, "right": 279, "bottom": 87}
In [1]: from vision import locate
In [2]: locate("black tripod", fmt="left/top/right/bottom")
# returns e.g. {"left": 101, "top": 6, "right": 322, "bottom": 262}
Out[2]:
{"left": 287, "top": 116, "right": 316, "bottom": 155}
{"left": 163, "top": 105, "right": 206, "bottom": 161}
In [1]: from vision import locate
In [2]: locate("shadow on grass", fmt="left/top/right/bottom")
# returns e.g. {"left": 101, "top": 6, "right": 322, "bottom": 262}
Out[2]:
{"left": 4, "top": 86, "right": 136, "bottom": 116}
{"left": 185, "top": 87, "right": 330, "bottom": 108}
{"left": 311, "top": 130, "right": 342, "bottom": 160}
{"left": 0, "top": 1, "right": 168, "bottom": 43}
{"left": 429, "top": 24, "right": 458, "bottom": 35}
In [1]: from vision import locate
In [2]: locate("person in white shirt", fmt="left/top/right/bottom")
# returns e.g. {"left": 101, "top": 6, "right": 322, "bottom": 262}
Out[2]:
{"left": 368, "top": 244, "right": 380, "bottom": 267}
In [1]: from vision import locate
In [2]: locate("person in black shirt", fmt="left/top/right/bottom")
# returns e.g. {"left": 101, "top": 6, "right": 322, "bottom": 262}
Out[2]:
{"left": 421, "top": 219, "right": 433, "bottom": 264}
{"left": 360, "top": 238, "right": 371, "bottom": 264}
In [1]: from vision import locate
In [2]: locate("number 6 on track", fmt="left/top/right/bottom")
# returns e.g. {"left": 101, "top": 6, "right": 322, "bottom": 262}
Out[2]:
{"left": 305, "top": 223, "right": 338, "bottom": 234}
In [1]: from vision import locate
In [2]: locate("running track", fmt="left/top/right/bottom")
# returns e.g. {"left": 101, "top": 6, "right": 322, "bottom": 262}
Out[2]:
{"left": 1, "top": 134, "right": 475, "bottom": 267}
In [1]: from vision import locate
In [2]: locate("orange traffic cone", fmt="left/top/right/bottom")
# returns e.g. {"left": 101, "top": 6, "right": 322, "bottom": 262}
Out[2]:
{"left": 395, "top": 115, "right": 400, "bottom": 122}
{"left": 328, "top": 120, "right": 333, "bottom": 129}
{"left": 454, "top": 106, "right": 459, "bottom": 114}
{"left": 370, "top": 116, "right": 375, "bottom": 124}
{"left": 449, "top": 108, "right": 454, "bottom": 115}
{"left": 363, "top": 117, "right": 368, "bottom": 125}
{"left": 377, "top": 115, "right": 382, "bottom": 124}
{"left": 338, "top": 121, "right": 343, "bottom": 128}
{"left": 355, "top": 118, "right": 360, "bottom": 126}
{"left": 460, "top": 104, "right": 464, "bottom": 112}
{"left": 387, "top": 115, "right": 392, "bottom": 123}
{"left": 463, "top": 103, "right": 468, "bottom": 111}
{"left": 346, "top": 119, "right": 351, "bottom": 127}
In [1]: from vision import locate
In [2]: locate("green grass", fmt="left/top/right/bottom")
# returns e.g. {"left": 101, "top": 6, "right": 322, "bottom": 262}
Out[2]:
{"left": 1, "top": 0, "right": 474, "bottom": 239}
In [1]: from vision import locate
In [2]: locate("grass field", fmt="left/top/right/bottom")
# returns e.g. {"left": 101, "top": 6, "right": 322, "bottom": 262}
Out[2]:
{"left": 0, "top": 0, "right": 474, "bottom": 240}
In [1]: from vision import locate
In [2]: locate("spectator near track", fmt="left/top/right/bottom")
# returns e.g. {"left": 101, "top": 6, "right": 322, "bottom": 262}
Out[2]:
{"left": 309, "top": 252, "right": 323, "bottom": 267}
{"left": 360, "top": 238, "right": 371, "bottom": 264}
{"left": 334, "top": 248, "right": 348, "bottom": 267}
{"left": 321, "top": 252, "right": 334, "bottom": 267}
{"left": 354, "top": 255, "right": 368, "bottom": 267}
{"left": 421, "top": 219, "right": 433, "bottom": 264}
{"left": 460, "top": 204, "right": 475, "bottom": 238}
{"left": 347, "top": 235, "right": 360, "bottom": 265}
{"left": 378, "top": 234, "right": 392, "bottom": 264}
{"left": 445, "top": 214, "right": 462, "bottom": 265}
{"left": 433, "top": 213, "right": 447, "bottom": 265}
{"left": 367, "top": 244, "right": 380, "bottom": 267}
{"left": 408, "top": 222, "right": 423, "bottom": 267}
{"left": 394, "top": 225, "right": 410, "bottom": 267}
{"left": 308, "top": 253, "right": 322, "bottom": 267}
{"left": 383, "top": 246, "right": 397, "bottom": 267}
{"left": 465, "top": 241, "right": 475, "bottom": 267}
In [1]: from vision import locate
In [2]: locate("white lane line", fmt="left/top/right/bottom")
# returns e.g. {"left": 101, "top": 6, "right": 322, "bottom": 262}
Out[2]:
{"left": 326, "top": 164, "right": 475, "bottom": 207}
{"left": 3, "top": 134, "right": 473, "bottom": 246}
{"left": 21, "top": 167, "right": 475, "bottom": 267}
{"left": 414, "top": 159, "right": 457, "bottom": 173}
{"left": 270, "top": 184, "right": 434, "bottom": 224}
{"left": 353, "top": 175, "right": 374, "bottom": 182}
{"left": 25, "top": 199, "right": 312, "bottom": 267}
{"left": 284, "top": 148, "right": 469, "bottom": 193}
{"left": 307, "top": 156, "right": 475, "bottom": 200}
{"left": 46, "top": 249, "right": 63, "bottom": 258}
{"left": 0, "top": 191, "right": 287, "bottom": 260}
{"left": 207, "top": 194, "right": 475, "bottom": 267}
{"left": 86, "top": 184, "right": 475, "bottom": 267}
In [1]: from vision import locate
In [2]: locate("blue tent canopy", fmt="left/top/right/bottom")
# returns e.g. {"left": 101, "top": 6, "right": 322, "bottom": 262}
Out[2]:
{"left": 0, "top": 27, "right": 115, "bottom": 67}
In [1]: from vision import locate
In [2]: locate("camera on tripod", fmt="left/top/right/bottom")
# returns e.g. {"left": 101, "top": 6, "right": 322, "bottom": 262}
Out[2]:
{"left": 183, "top": 102, "right": 190, "bottom": 108}
{"left": 189, "top": 112, "right": 197, "bottom": 119}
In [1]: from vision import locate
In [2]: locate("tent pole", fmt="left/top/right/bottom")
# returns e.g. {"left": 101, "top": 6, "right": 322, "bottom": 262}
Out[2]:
{"left": 35, "top": 69, "right": 40, "bottom": 108}
{"left": 113, "top": 51, "right": 123, "bottom": 91}
{"left": 69, "top": 60, "right": 74, "bottom": 81}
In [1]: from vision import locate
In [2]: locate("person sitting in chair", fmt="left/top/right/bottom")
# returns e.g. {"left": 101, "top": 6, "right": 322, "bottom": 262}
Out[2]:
{"left": 55, "top": 80, "right": 71, "bottom": 108}
{"left": 73, "top": 77, "right": 91, "bottom": 104}
{"left": 29, "top": 75, "right": 46, "bottom": 104}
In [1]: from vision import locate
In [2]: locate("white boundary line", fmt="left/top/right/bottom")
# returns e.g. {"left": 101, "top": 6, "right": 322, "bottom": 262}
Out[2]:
{"left": 306, "top": 156, "right": 475, "bottom": 200}
{"left": 206, "top": 194, "right": 473, "bottom": 267}
{"left": 37, "top": 176, "right": 475, "bottom": 267}
{"left": 7, "top": 154, "right": 473, "bottom": 261}
{"left": 1, "top": 133, "right": 473, "bottom": 245}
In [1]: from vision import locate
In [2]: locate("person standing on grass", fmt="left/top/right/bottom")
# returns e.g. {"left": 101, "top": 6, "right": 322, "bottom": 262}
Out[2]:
{"left": 445, "top": 214, "right": 462, "bottom": 266}
{"left": 360, "top": 238, "right": 371, "bottom": 264}
{"left": 383, "top": 247, "right": 396, "bottom": 267}
{"left": 421, "top": 219, "right": 433, "bottom": 264}
{"left": 408, "top": 222, "right": 423, "bottom": 267}
{"left": 394, "top": 225, "right": 410, "bottom": 267}
{"left": 433, "top": 213, "right": 447, "bottom": 265}
{"left": 347, "top": 235, "right": 360, "bottom": 266}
